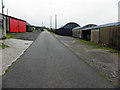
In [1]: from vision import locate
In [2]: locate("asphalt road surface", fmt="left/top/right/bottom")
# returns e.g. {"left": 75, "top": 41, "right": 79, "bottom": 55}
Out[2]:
{"left": 8, "top": 32, "right": 41, "bottom": 41}
{"left": 2, "top": 30, "right": 114, "bottom": 88}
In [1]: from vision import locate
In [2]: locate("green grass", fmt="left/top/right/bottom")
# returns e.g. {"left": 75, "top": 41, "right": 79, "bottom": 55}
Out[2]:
{"left": 6, "top": 34, "right": 12, "bottom": 38}
{"left": 77, "top": 38, "right": 118, "bottom": 52}
{"left": 6, "top": 34, "right": 16, "bottom": 39}
{"left": 32, "top": 30, "right": 39, "bottom": 32}
{"left": 0, "top": 43, "right": 9, "bottom": 49}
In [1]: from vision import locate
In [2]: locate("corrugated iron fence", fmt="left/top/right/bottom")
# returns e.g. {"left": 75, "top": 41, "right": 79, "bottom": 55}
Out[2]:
{"left": 99, "top": 26, "right": 120, "bottom": 50}
{"left": 72, "top": 25, "right": 120, "bottom": 51}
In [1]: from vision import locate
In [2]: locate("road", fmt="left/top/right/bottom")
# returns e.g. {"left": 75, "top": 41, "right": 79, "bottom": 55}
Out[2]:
{"left": 2, "top": 30, "right": 114, "bottom": 88}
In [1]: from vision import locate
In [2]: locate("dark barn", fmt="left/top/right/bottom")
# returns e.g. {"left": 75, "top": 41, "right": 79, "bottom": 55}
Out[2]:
{"left": 55, "top": 22, "right": 80, "bottom": 36}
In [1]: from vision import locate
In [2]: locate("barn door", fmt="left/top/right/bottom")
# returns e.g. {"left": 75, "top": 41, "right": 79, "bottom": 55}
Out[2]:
{"left": 10, "top": 18, "right": 19, "bottom": 32}
{"left": 18, "top": 21, "right": 26, "bottom": 32}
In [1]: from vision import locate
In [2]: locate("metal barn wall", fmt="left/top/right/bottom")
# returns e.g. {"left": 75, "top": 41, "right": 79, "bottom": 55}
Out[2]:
{"left": 72, "top": 30, "right": 76, "bottom": 37}
{"left": 19, "top": 21, "right": 26, "bottom": 32}
{"left": 91, "top": 29, "right": 99, "bottom": 43}
{"left": 99, "top": 27, "right": 110, "bottom": 46}
{"left": 99, "top": 26, "right": 120, "bottom": 50}
{"left": 109, "top": 26, "right": 120, "bottom": 50}
{"left": 10, "top": 18, "right": 26, "bottom": 32}
{"left": 72, "top": 30, "right": 80, "bottom": 38}
{"left": 10, "top": 18, "right": 19, "bottom": 32}
{"left": 72, "top": 29, "right": 83, "bottom": 39}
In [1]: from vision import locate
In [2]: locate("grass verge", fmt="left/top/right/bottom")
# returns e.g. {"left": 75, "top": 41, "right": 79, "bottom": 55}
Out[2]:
{"left": 6, "top": 34, "right": 16, "bottom": 39}
{"left": 52, "top": 33, "right": 118, "bottom": 87}
{"left": 0, "top": 43, "right": 9, "bottom": 49}
{"left": 77, "top": 38, "right": 118, "bottom": 52}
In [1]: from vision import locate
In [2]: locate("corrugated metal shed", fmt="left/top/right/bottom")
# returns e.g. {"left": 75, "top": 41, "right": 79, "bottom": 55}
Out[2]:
{"left": 2, "top": 13, "right": 26, "bottom": 22}
{"left": 55, "top": 22, "right": 80, "bottom": 36}
{"left": 73, "top": 24, "right": 97, "bottom": 30}
{"left": 73, "top": 27, "right": 81, "bottom": 30}
{"left": 83, "top": 22, "right": 120, "bottom": 31}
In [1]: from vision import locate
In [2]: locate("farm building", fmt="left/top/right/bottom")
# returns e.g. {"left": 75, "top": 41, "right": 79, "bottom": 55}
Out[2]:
{"left": 72, "top": 24, "right": 97, "bottom": 39}
{"left": 72, "top": 27, "right": 81, "bottom": 38}
{"left": 55, "top": 22, "right": 80, "bottom": 36}
{"left": 82, "top": 22, "right": 120, "bottom": 50}
{"left": 0, "top": 13, "right": 27, "bottom": 34}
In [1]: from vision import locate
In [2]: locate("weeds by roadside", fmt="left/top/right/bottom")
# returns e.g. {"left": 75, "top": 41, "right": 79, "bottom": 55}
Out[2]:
{"left": 77, "top": 38, "right": 118, "bottom": 53}
{"left": 6, "top": 34, "right": 16, "bottom": 39}
{"left": 0, "top": 43, "right": 9, "bottom": 49}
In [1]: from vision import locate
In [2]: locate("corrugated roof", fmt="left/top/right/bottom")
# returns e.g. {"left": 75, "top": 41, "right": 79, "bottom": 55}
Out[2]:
{"left": 83, "top": 22, "right": 120, "bottom": 31}
{"left": 72, "top": 27, "right": 81, "bottom": 30}
{"left": 73, "top": 24, "right": 97, "bottom": 30}
{"left": 0, "top": 13, "right": 26, "bottom": 22}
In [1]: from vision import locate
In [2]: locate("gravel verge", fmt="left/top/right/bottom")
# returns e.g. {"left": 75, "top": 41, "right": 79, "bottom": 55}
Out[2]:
{"left": 53, "top": 34, "right": 119, "bottom": 87}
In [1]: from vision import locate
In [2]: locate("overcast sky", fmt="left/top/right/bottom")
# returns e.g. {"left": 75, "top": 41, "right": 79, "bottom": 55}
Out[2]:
{"left": 0, "top": 0, "right": 119, "bottom": 28}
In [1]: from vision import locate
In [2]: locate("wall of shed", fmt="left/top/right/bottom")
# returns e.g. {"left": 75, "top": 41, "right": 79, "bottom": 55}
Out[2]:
{"left": 10, "top": 18, "right": 26, "bottom": 33}
{"left": 99, "top": 27, "right": 110, "bottom": 46}
{"left": 10, "top": 18, "right": 19, "bottom": 32}
{"left": 55, "top": 29, "right": 72, "bottom": 36}
{"left": 91, "top": 29, "right": 99, "bottom": 43}
{"left": 72, "top": 30, "right": 82, "bottom": 38}
{"left": 19, "top": 21, "right": 26, "bottom": 32}
{"left": 100, "top": 26, "right": 120, "bottom": 50}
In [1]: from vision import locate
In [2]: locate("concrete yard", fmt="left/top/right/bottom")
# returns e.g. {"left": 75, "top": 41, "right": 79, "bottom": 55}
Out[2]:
{"left": 2, "top": 39, "right": 33, "bottom": 75}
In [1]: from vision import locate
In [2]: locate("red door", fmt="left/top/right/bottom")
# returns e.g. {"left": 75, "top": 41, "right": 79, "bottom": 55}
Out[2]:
{"left": 19, "top": 21, "right": 26, "bottom": 32}
{"left": 10, "top": 18, "right": 19, "bottom": 32}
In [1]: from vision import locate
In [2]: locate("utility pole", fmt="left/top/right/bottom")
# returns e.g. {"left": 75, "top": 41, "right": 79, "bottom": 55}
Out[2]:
{"left": 50, "top": 16, "right": 52, "bottom": 29}
{"left": 42, "top": 21, "right": 43, "bottom": 27}
{"left": 1, "top": 0, "right": 6, "bottom": 38}
{"left": 7, "top": 9, "right": 8, "bottom": 15}
{"left": 55, "top": 14, "right": 57, "bottom": 29}
{"left": 118, "top": 1, "right": 120, "bottom": 22}
{"left": 2, "top": 0, "right": 4, "bottom": 14}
